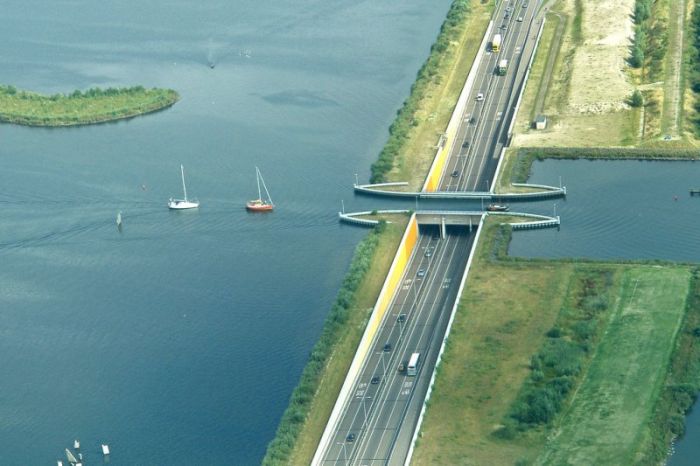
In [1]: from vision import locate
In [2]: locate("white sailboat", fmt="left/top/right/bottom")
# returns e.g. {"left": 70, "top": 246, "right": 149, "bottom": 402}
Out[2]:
{"left": 246, "top": 166, "right": 274, "bottom": 212}
{"left": 168, "top": 164, "right": 199, "bottom": 210}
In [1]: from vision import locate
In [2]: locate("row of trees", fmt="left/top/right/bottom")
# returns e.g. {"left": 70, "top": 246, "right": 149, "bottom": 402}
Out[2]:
{"left": 0, "top": 84, "right": 157, "bottom": 101}
{"left": 370, "top": 0, "right": 470, "bottom": 183}
{"left": 496, "top": 270, "right": 613, "bottom": 437}
{"left": 629, "top": 0, "right": 668, "bottom": 81}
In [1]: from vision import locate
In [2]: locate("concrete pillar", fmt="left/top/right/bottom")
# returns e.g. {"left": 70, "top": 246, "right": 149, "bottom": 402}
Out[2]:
{"left": 441, "top": 216, "right": 446, "bottom": 239}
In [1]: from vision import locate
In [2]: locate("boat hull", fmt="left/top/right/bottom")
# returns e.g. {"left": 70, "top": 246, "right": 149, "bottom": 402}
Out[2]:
{"left": 246, "top": 200, "right": 273, "bottom": 212}
{"left": 168, "top": 199, "right": 199, "bottom": 210}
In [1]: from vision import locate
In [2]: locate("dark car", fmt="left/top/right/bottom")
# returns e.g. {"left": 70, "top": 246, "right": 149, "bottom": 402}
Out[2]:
{"left": 371, "top": 376, "right": 381, "bottom": 385}
{"left": 469, "top": 117, "right": 477, "bottom": 125}
{"left": 397, "top": 313, "right": 407, "bottom": 323}
{"left": 451, "top": 170, "right": 459, "bottom": 177}
{"left": 346, "top": 433, "right": 356, "bottom": 442}
{"left": 462, "top": 140, "right": 470, "bottom": 148}
{"left": 398, "top": 362, "right": 406, "bottom": 372}
{"left": 383, "top": 342, "right": 392, "bottom": 352}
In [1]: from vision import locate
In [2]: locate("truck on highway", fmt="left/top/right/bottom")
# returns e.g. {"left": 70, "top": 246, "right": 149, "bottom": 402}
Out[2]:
{"left": 491, "top": 34, "right": 502, "bottom": 52}
{"left": 497, "top": 59, "right": 508, "bottom": 75}
{"left": 407, "top": 352, "right": 420, "bottom": 376}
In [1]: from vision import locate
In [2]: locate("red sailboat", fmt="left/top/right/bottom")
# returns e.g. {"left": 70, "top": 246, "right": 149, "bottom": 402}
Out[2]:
{"left": 246, "top": 166, "right": 274, "bottom": 212}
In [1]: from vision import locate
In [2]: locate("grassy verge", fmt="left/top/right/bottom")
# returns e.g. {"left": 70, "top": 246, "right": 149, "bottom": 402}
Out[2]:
{"left": 371, "top": 0, "right": 493, "bottom": 189}
{"left": 536, "top": 266, "right": 690, "bottom": 465}
{"left": 0, "top": 84, "right": 179, "bottom": 126}
{"left": 261, "top": 220, "right": 407, "bottom": 465}
{"left": 640, "top": 268, "right": 700, "bottom": 463}
{"left": 412, "top": 221, "right": 571, "bottom": 465}
{"left": 411, "top": 219, "right": 694, "bottom": 465}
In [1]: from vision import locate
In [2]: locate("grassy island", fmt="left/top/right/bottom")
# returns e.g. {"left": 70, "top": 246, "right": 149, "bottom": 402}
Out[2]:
{"left": 0, "top": 84, "right": 179, "bottom": 127}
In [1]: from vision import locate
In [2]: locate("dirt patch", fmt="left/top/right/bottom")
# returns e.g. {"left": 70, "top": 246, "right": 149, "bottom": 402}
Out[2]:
{"left": 568, "top": 0, "right": 635, "bottom": 113}
{"left": 514, "top": 0, "right": 638, "bottom": 146}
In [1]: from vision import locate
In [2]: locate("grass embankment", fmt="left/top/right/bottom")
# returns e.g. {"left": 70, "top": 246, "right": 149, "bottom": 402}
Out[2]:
{"left": 261, "top": 220, "right": 407, "bottom": 466}
{"left": 0, "top": 84, "right": 179, "bottom": 126}
{"left": 411, "top": 220, "right": 695, "bottom": 465}
{"left": 686, "top": 2, "right": 700, "bottom": 138}
{"left": 370, "top": 0, "right": 493, "bottom": 189}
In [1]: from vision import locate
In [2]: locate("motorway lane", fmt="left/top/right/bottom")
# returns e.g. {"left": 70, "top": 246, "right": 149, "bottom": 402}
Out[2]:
{"left": 320, "top": 227, "right": 474, "bottom": 465}
{"left": 438, "top": 0, "right": 542, "bottom": 192}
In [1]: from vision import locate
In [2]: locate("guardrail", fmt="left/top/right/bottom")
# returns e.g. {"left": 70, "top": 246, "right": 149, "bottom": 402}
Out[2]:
{"left": 353, "top": 183, "right": 566, "bottom": 200}
{"left": 338, "top": 209, "right": 411, "bottom": 227}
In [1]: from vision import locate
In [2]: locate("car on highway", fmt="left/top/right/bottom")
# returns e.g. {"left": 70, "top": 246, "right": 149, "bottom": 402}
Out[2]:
{"left": 425, "top": 250, "right": 432, "bottom": 257}
{"left": 451, "top": 170, "right": 459, "bottom": 177}
{"left": 417, "top": 269, "right": 426, "bottom": 277}
{"left": 398, "top": 361, "right": 406, "bottom": 372}
{"left": 476, "top": 92, "right": 484, "bottom": 101}
{"left": 397, "top": 313, "right": 407, "bottom": 323}
{"left": 469, "top": 117, "right": 477, "bottom": 125}
{"left": 383, "top": 342, "right": 392, "bottom": 352}
{"left": 462, "top": 140, "right": 470, "bottom": 148}
{"left": 371, "top": 376, "right": 381, "bottom": 384}
{"left": 517, "top": 16, "right": 523, "bottom": 22}
{"left": 346, "top": 433, "right": 356, "bottom": 442}
{"left": 501, "top": 23, "right": 508, "bottom": 30}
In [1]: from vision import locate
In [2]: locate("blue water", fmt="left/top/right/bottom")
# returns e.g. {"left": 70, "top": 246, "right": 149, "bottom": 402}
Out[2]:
{"left": 0, "top": 1, "right": 453, "bottom": 464}
{"left": 509, "top": 159, "right": 700, "bottom": 262}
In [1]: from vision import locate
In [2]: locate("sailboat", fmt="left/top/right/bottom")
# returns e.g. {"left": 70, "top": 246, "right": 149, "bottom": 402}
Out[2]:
{"left": 168, "top": 165, "right": 200, "bottom": 210}
{"left": 246, "top": 166, "right": 274, "bottom": 212}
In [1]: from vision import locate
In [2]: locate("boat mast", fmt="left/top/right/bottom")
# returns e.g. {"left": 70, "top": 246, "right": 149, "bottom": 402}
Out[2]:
{"left": 259, "top": 169, "right": 274, "bottom": 206}
{"left": 255, "top": 166, "right": 262, "bottom": 201}
{"left": 180, "top": 164, "right": 188, "bottom": 201}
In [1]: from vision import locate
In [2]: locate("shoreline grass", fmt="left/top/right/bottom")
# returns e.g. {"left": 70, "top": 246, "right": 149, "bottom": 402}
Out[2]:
{"left": 261, "top": 220, "right": 407, "bottom": 465}
{"left": 0, "top": 84, "right": 179, "bottom": 127}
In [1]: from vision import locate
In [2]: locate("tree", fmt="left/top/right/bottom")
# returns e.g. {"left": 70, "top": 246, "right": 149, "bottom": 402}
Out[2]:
{"left": 630, "top": 90, "right": 644, "bottom": 107}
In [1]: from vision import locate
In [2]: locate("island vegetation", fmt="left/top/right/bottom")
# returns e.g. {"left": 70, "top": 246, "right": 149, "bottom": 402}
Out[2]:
{"left": 0, "top": 84, "right": 179, "bottom": 127}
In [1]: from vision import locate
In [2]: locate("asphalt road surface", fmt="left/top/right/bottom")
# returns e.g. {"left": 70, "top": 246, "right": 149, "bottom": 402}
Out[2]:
{"left": 318, "top": 225, "right": 475, "bottom": 465}
{"left": 439, "top": 0, "right": 543, "bottom": 193}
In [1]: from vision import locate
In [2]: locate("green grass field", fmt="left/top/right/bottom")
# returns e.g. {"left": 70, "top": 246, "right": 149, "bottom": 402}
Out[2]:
{"left": 536, "top": 266, "right": 690, "bottom": 465}
{"left": 412, "top": 221, "right": 693, "bottom": 465}
{"left": 0, "top": 85, "right": 178, "bottom": 126}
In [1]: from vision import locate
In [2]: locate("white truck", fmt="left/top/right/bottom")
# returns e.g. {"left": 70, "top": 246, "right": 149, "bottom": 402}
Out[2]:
{"left": 497, "top": 59, "right": 508, "bottom": 75}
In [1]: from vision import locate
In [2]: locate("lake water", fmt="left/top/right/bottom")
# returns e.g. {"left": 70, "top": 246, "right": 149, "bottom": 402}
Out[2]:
{"left": 0, "top": 0, "right": 453, "bottom": 464}
{"left": 509, "top": 159, "right": 700, "bottom": 262}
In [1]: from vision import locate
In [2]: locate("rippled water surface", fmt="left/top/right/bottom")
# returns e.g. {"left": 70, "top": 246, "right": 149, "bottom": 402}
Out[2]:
{"left": 0, "top": 1, "right": 453, "bottom": 464}
{"left": 509, "top": 159, "right": 700, "bottom": 262}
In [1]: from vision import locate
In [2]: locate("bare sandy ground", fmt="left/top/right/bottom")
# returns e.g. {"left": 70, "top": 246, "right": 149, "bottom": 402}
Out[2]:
{"left": 569, "top": 0, "right": 635, "bottom": 113}
{"left": 514, "top": 0, "right": 637, "bottom": 146}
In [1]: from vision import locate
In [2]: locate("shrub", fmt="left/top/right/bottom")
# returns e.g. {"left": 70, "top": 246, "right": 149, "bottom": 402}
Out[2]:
{"left": 630, "top": 90, "right": 644, "bottom": 107}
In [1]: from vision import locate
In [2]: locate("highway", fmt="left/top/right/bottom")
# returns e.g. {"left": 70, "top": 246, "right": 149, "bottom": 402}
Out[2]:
{"left": 318, "top": 225, "right": 475, "bottom": 465}
{"left": 439, "top": 0, "right": 542, "bottom": 192}
{"left": 317, "top": 2, "right": 546, "bottom": 464}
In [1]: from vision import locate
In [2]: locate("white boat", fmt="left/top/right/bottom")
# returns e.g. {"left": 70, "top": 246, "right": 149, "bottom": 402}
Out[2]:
{"left": 65, "top": 448, "right": 78, "bottom": 463}
{"left": 116, "top": 212, "right": 122, "bottom": 228}
{"left": 57, "top": 461, "right": 63, "bottom": 466}
{"left": 102, "top": 444, "right": 110, "bottom": 455}
{"left": 73, "top": 439, "right": 80, "bottom": 449}
{"left": 168, "top": 165, "right": 199, "bottom": 210}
